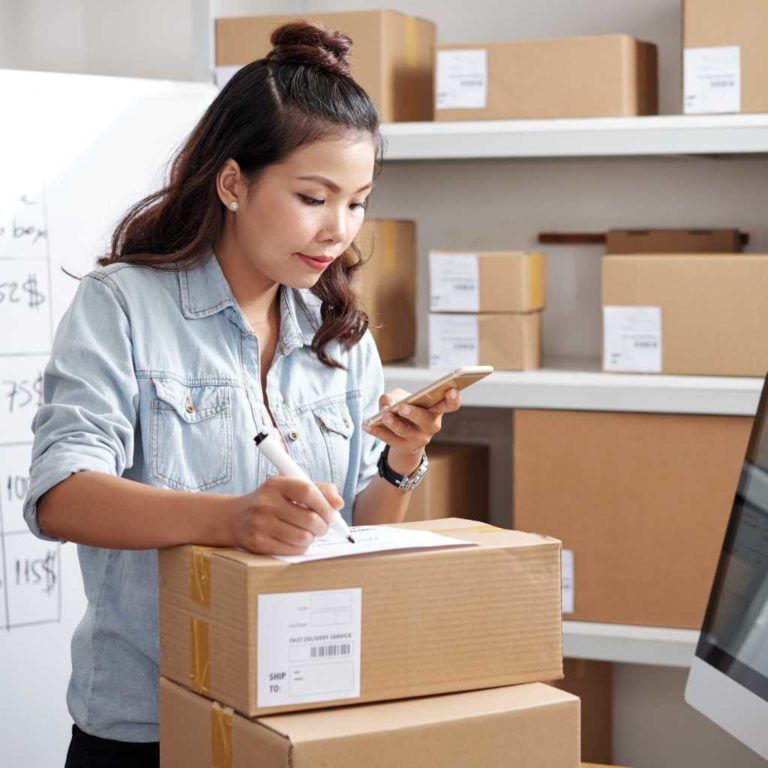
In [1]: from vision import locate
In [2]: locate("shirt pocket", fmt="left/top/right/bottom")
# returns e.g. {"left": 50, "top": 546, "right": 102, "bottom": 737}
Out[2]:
{"left": 312, "top": 403, "right": 355, "bottom": 489}
{"left": 150, "top": 377, "right": 233, "bottom": 492}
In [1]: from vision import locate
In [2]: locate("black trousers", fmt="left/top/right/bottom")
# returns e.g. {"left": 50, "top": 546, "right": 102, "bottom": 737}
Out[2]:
{"left": 64, "top": 724, "right": 159, "bottom": 768}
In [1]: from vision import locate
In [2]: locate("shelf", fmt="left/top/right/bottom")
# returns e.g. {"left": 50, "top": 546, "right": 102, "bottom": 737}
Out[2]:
{"left": 382, "top": 359, "right": 763, "bottom": 416}
{"left": 380, "top": 113, "right": 768, "bottom": 161}
{"left": 563, "top": 621, "right": 699, "bottom": 668}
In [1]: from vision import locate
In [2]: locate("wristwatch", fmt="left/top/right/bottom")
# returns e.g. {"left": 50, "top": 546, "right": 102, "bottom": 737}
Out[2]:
{"left": 377, "top": 445, "right": 429, "bottom": 492}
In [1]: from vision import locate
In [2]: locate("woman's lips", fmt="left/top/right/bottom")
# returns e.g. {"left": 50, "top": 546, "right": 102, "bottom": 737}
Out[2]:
{"left": 296, "top": 253, "right": 334, "bottom": 271}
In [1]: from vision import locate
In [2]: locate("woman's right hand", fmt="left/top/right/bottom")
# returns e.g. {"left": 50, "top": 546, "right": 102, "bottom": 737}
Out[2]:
{"left": 227, "top": 476, "right": 344, "bottom": 555}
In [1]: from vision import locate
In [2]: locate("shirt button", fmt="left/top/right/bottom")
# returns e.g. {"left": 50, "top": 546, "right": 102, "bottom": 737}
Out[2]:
{"left": 185, "top": 396, "right": 194, "bottom": 413}
{"left": 288, "top": 431, "right": 300, "bottom": 441}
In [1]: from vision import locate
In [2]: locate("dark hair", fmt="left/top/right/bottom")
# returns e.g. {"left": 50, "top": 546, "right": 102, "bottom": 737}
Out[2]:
{"left": 100, "top": 21, "right": 381, "bottom": 367}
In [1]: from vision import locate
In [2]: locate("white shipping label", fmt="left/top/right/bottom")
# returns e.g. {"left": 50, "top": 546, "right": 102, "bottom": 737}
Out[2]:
{"left": 684, "top": 46, "right": 741, "bottom": 114}
{"left": 436, "top": 49, "right": 488, "bottom": 110}
{"left": 561, "top": 549, "right": 574, "bottom": 615}
{"left": 429, "top": 314, "right": 479, "bottom": 369}
{"left": 429, "top": 252, "right": 479, "bottom": 312}
{"left": 257, "top": 588, "right": 361, "bottom": 707}
{"left": 603, "top": 306, "right": 662, "bottom": 373}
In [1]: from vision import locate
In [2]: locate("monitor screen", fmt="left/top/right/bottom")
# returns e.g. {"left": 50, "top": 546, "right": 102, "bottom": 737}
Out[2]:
{"left": 695, "top": 377, "right": 768, "bottom": 703}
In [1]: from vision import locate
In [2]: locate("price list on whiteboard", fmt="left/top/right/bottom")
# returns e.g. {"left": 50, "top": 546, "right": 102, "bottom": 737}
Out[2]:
{"left": 0, "top": 186, "right": 61, "bottom": 629}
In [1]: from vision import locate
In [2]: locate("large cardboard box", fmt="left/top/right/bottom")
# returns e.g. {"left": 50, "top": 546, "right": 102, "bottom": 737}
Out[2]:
{"left": 215, "top": 11, "right": 435, "bottom": 122}
{"left": 436, "top": 35, "right": 657, "bottom": 121}
{"left": 513, "top": 409, "right": 751, "bottom": 628}
{"left": 429, "top": 312, "right": 541, "bottom": 370}
{"left": 405, "top": 443, "right": 489, "bottom": 523}
{"left": 354, "top": 219, "right": 416, "bottom": 364}
{"left": 554, "top": 659, "right": 612, "bottom": 765}
{"left": 683, "top": 0, "right": 768, "bottom": 114}
{"left": 160, "top": 678, "right": 580, "bottom": 768}
{"left": 602, "top": 254, "right": 768, "bottom": 376}
{"left": 429, "top": 251, "right": 546, "bottom": 313}
{"left": 159, "top": 519, "right": 562, "bottom": 717}
{"left": 605, "top": 228, "right": 742, "bottom": 254}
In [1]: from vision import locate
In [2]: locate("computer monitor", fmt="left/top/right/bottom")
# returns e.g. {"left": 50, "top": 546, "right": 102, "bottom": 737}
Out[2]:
{"left": 685, "top": 374, "right": 768, "bottom": 759}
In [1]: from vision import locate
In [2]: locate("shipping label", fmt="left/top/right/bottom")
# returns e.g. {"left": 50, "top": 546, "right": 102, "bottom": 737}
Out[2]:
{"left": 684, "top": 46, "right": 741, "bottom": 114}
{"left": 562, "top": 549, "right": 574, "bottom": 615}
{"left": 429, "top": 252, "right": 479, "bottom": 312}
{"left": 429, "top": 314, "right": 479, "bottom": 369}
{"left": 603, "top": 306, "right": 662, "bottom": 373}
{"left": 436, "top": 49, "right": 488, "bottom": 110}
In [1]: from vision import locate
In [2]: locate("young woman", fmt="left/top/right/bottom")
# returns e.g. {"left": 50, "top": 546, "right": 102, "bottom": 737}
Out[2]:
{"left": 23, "top": 22, "right": 460, "bottom": 768}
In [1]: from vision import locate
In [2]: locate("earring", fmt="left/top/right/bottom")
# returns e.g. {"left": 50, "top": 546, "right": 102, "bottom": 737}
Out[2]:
{"left": 229, "top": 201, "right": 239, "bottom": 212}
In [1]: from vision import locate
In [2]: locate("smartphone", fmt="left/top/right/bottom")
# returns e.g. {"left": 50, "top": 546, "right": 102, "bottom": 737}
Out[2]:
{"left": 364, "top": 365, "right": 494, "bottom": 428}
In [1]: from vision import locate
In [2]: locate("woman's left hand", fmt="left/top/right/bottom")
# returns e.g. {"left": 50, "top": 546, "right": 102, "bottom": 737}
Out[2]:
{"left": 362, "top": 387, "right": 461, "bottom": 472}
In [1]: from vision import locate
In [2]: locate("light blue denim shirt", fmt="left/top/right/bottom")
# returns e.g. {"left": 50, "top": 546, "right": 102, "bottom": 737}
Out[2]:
{"left": 23, "top": 252, "right": 384, "bottom": 742}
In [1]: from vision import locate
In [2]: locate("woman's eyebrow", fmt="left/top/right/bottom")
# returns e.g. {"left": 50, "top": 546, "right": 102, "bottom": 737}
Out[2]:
{"left": 297, "top": 175, "right": 374, "bottom": 194}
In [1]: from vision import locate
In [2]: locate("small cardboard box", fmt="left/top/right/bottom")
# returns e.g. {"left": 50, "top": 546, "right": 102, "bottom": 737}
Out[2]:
{"left": 683, "top": 0, "right": 768, "bottom": 114}
{"left": 429, "top": 251, "right": 546, "bottom": 313}
{"left": 429, "top": 312, "right": 541, "bottom": 370}
{"left": 354, "top": 219, "right": 416, "bottom": 364}
{"left": 436, "top": 35, "right": 657, "bottom": 121}
{"left": 605, "top": 228, "right": 742, "bottom": 254}
{"left": 215, "top": 11, "right": 436, "bottom": 122}
{"left": 159, "top": 519, "right": 562, "bottom": 717}
{"left": 513, "top": 409, "right": 751, "bottom": 628}
{"left": 602, "top": 254, "right": 768, "bottom": 376}
{"left": 159, "top": 678, "right": 580, "bottom": 768}
{"left": 405, "top": 443, "right": 489, "bottom": 523}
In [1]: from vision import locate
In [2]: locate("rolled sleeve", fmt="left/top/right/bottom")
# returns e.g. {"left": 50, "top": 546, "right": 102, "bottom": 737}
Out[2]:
{"left": 355, "top": 330, "right": 385, "bottom": 495}
{"left": 23, "top": 274, "right": 139, "bottom": 541}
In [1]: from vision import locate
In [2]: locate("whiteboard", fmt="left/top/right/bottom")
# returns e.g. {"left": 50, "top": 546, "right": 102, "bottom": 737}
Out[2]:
{"left": 0, "top": 69, "right": 215, "bottom": 766}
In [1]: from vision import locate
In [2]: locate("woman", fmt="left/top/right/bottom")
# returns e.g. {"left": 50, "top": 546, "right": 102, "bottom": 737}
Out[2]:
{"left": 23, "top": 21, "right": 460, "bottom": 768}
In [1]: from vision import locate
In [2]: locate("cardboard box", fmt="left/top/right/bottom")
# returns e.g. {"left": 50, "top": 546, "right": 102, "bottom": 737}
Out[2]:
{"left": 436, "top": 35, "right": 657, "bottom": 121}
{"left": 353, "top": 219, "right": 416, "bottom": 364}
{"left": 215, "top": 11, "right": 435, "bottom": 122}
{"left": 429, "top": 251, "right": 547, "bottom": 313}
{"left": 159, "top": 518, "right": 563, "bottom": 717}
{"left": 513, "top": 409, "right": 751, "bottom": 628}
{"left": 405, "top": 443, "right": 489, "bottom": 523}
{"left": 429, "top": 312, "right": 541, "bottom": 370}
{"left": 605, "top": 228, "right": 742, "bottom": 254}
{"left": 160, "top": 678, "right": 580, "bottom": 768}
{"left": 602, "top": 254, "right": 768, "bottom": 376}
{"left": 554, "top": 660, "right": 612, "bottom": 765}
{"left": 683, "top": 0, "right": 768, "bottom": 114}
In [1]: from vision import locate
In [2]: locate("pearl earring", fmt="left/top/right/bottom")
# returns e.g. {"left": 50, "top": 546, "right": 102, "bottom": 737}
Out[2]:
{"left": 229, "top": 201, "right": 239, "bottom": 212}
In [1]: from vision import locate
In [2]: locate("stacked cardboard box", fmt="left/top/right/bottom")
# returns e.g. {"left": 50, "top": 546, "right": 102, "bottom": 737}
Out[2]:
{"left": 159, "top": 518, "right": 580, "bottom": 765}
{"left": 428, "top": 251, "right": 546, "bottom": 370}
{"left": 353, "top": 219, "right": 416, "bottom": 364}
{"left": 215, "top": 10, "right": 436, "bottom": 122}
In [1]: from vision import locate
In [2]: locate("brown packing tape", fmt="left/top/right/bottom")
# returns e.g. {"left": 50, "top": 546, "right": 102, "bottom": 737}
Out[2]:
{"left": 191, "top": 546, "right": 212, "bottom": 607}
{"left": 381, "top": 220, "right": 398, "bottom": 272}
{"left": 404, "top": 15, "right": 419, "bottom": 68}
{"left": 190, "top": 617, "right": 211, "bottom": 695}
{"left": 211, "top": 701, "right": 233, "bottom": 768}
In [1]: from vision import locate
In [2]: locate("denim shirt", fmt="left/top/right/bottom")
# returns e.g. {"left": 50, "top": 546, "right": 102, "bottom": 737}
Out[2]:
{"left": 23, "top": 252, "right": 384, "bottom": 742}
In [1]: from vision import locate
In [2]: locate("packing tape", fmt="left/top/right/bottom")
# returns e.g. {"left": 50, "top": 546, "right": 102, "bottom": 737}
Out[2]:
{"left": 404, "top": 16, "right": 419, "bottom": 68}
{"left": 190, "top": 617, "right": 211, "bottom": 695}
{"left": 211, "top": 701, "right": 233, "bottom": 768}
{"left": 425, "top": 523, "right": 502, "bottom": 537}
{"left": 381, "top": 220, "right": 397, "bottom": 273}
{"left": 191, "top": 546, "right": 212, "bottom": 607}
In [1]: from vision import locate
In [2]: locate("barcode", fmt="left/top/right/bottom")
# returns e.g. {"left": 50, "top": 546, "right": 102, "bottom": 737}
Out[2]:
{"left": 452, "top": 343, "right": 476, "bottom": 350}
{"left": 711, "top": 80, "right": 735, "bottom": 88}
{"left": 452, "top": 283, "right": 476, "bottom": 291}
{"left": 634, "top": 341, "right": 658, "bottom": 348}
{"left": 310, "top": 643, "right": 351, "bottom": 659}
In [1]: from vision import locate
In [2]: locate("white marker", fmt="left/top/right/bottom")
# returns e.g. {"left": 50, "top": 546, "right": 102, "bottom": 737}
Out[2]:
{"left": 254, "top": 431, "right": 355, "bottom": 544}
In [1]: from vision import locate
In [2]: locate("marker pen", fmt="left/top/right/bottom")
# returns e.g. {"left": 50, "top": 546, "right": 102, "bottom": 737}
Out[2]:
{"left": 254, "top": 431, "right": 355, "bottom": 544}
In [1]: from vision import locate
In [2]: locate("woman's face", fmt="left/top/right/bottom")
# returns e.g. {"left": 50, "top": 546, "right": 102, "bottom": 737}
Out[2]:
{"left": 218, "top": 132, "right": 376, "bottom": 290}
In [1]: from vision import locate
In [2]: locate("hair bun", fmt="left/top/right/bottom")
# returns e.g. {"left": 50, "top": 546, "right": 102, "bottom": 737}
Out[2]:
{"left": 267, "top": 22, "right": 353, "bottom": 78}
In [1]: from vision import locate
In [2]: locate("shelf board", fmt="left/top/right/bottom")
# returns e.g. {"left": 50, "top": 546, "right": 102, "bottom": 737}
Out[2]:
{"left": 380, "top": 113, "right": 768, "bottom": 161}
{"left": 563, "top": 621, "right": 699, "bottom": 668}
{"left": 383, "top": 358, "right": 763, "bottom": 416}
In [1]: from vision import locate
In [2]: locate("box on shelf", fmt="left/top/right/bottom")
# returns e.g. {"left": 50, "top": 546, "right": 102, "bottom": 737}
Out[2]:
{"left": 513, "top": 409, "right": 751, "bottom": 628}
{"left": 602, "top": 253, "right": 768, "bottom": 376}
{"left": 160, "top": 678, "right": 580, "bottom": 768}
{"left": 354, "top": 219, "right": 416, "bottom": 364}
{"left": 215, "top": 11, "right": 436, "bottom": 122}
{"left": 683, "top": 0, "right": 768, "bottom": 114}
{"left": 429, "top": 251, "right": 546, "bottom": 313}
{"left": 159, "top": 518, "right": 562, "bottom": 717}
{"left": 605, "top": 228, "right": 742, "bottom": 254}
{"left": 435, "top": 34, "right": 657, "bottom": 121}
{"left": 429, "top": 312, "right": 541, "bottom": 371}
{"left": 405, "top": 442, "right": 489, "bottom": 523}
{"left": 553, "top": 659, "right": 613, "bottom": 765}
